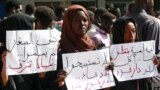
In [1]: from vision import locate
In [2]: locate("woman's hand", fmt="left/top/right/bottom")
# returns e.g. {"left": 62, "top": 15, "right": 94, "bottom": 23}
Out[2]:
{"left": 1, "top": 50, "right": 8, "bottom": 86}
{"left": 57, "top": 70, "right": 67, "bottom": 87}
{"left": 105, "top": 62, "right": 114, "bottom": 71}
{"left": 153, "top": 55, "right": 160, "bottom": 66}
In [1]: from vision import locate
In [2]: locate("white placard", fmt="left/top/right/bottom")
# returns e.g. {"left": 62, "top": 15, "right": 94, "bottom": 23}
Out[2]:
{"left": 110, "top": 40, "right": 158, "bottom": 81}
{"left": 6, "top": 29, "right": 61, "bottom": 75}
{"left": 63, "top": 48, "right": 115, "bottom": 90}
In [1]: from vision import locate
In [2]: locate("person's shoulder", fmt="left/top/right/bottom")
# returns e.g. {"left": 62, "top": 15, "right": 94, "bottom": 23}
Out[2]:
{"left": 144, "top": 14, "right": 160, "bottom": 22}
{"left": 148, "top": 16, "right": 160, "bottom": 24}
{"left": 143, "top": 16, "right": 160, "bottom": 31}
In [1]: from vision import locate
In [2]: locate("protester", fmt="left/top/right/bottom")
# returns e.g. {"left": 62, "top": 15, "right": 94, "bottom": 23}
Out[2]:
{"left": 87, "top": 10, "right": 115, "bottom": 49}
{"left": 25, "top": 4, "right": 35, "bottom": 17}
{"left": 0, "top": 13, "right": 35, "bottom": 90}
{"left": 99, "top": 12, "right": 116, "bottom": 42}
{"left": 111, "top": 17, "right": 151, "bottom": 90}
{"left": 52, "top": 6, "right": 65, "bottom": 31}
{"left": 0, "top": 13, "right": 35, "bottom": 48}
{"left": 34, "top": 6, "right": 56, "bottom": 30}
{"left": 56, "top": 4, "right": 99, "bottom": 89}
{"left": 128, "top": 0, "right": 160, "bottom": 89}
{"left": 5, "top": 0, "right": 22, "bottom": 17}
{"left": 88, "top": 12, "right": 116, "bottom": 49}
{"left": 94, "top": 7, "right": 108, "bottom": 28}
{"left": 124, "top": 2, "right": 135, "bottom": 17}
{"left": 128, "top": 0, "right": 160, "bottom": 54}
{"left": 34, "top": 5, "right": 60, "bottom": 90}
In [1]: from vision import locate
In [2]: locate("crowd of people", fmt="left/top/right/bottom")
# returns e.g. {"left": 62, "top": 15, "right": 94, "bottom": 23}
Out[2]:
{"left": 0, "top": 0, "right": 160, "bottom": 90}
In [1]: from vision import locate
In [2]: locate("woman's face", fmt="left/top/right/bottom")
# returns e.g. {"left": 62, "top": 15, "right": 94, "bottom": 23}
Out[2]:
{"left": 124, "top": 22, "right": 136, "bottom": 43}
{"left": 71, "top": 10, "right": 89, "bottom": 36}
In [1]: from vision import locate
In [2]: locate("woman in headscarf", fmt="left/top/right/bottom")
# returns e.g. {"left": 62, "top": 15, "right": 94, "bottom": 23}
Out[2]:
{"left": 59, "top": 5, "right": 95, "bottom": 53}
{"left": 56, "top": 4, "right": 97, "bottom": 89}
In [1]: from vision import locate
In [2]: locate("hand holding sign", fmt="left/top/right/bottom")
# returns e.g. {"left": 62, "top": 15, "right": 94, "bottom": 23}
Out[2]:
{"left": 57, "top": 70, "right": 67, "bottom": 87}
